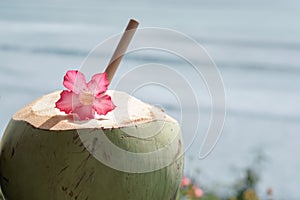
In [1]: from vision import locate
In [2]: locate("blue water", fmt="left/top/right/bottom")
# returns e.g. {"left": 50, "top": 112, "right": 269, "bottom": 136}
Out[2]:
{"left": 1, "top": 0, "right": 300, "bottom": 199}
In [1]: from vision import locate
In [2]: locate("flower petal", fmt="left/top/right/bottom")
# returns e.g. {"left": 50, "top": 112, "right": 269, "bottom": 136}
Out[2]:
{"left": 87, "top": 72, "right": 109, "bottom": 96}
{"left": 73, "top": 105, "right": 95, "bottom": 120}
{"left": 93, "top": 94, "right": 116, "bottom": 115}
{"left": 55, "top": 90, "right": 81, "bottom": 114}
{"left": 63, "top": 70, "right": 87, "bottom": 94}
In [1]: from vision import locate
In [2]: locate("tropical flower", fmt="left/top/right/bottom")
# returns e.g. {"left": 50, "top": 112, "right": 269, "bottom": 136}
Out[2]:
{"left": 55, "top": 70, "right": 115, "bottom": 120}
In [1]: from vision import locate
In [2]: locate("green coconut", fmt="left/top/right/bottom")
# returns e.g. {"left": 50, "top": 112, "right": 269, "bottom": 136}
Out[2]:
{"left": 0, "top": 90, "right": 184, "bottom": 200}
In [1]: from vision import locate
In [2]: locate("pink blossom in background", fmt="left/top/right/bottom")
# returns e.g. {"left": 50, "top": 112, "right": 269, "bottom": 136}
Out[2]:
{"left": 55, "top": 70, "right": 115, "bottom": 120}
{"left": 193, "top": 185, "right": 204, "bottom": 198}
{"left": 181, "top": 176, "right": 191, "bottom": 187}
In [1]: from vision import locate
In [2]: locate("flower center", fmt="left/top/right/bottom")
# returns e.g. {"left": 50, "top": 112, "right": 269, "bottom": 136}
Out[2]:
{"left": 79, "top": 92, "right": 94, "bottom": 105}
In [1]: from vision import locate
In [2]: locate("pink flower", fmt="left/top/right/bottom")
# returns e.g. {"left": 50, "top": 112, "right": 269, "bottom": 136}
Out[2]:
{"left": 181, "top": 176, "right": 191, "bottom": 187}
{"left": 55, "top": 70, "right": 116, "bottom": 120}
{"left": 193, "top": 185, "right": 204, "bottom": 198}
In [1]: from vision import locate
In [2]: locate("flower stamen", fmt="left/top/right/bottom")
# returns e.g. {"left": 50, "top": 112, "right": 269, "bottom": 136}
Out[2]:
{"left": 79, "top": 91, "right": 94, "bottom": 105}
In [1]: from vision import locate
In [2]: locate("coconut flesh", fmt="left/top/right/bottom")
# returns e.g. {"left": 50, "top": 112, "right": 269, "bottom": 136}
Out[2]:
{"left": 0, "top": 90, "right": 184, "bottom": 200}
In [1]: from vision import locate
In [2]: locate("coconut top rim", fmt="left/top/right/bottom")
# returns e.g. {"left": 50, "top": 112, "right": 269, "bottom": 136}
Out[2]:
{"left": 13, "top": 90, "right": 177, "bottom": 130}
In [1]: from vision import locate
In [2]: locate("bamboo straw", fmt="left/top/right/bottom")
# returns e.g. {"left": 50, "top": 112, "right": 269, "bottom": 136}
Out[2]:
{"left": 105, "top": 19, "right": 139, "bottom": 82}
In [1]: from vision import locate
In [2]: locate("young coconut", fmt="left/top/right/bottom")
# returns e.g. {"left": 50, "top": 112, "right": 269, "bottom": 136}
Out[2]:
{"left": 0, "top": 90, "right": 184, "bottom": 200}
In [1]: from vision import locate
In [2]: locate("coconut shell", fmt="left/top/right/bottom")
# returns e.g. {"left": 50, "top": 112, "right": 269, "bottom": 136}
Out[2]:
{"left": 0, "top": 91, "right": 184, "bottom": 200}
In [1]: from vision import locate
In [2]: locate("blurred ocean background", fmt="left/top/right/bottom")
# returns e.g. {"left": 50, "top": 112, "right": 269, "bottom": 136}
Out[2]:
{"left": 1, "top": 0, "right": 300, "bottom": 199}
